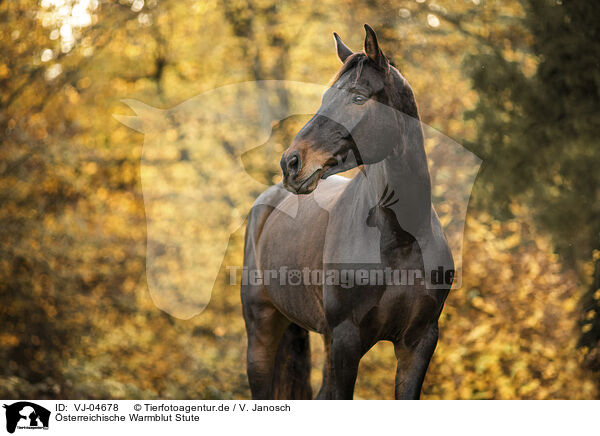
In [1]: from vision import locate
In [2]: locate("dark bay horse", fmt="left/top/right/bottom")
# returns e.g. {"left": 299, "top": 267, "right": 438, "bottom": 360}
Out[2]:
{"left": 242, "top": 25, "right": 453, "bottom": 399}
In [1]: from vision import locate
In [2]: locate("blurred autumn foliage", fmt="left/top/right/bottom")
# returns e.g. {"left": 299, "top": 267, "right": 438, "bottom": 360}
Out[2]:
{"left": 1, "top": 0, "right": 598, "bottom": 399}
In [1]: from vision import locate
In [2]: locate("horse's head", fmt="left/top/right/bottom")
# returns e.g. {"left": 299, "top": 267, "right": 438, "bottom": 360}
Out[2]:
{"left": 281, "top": 24, "right": 419, "bottom": 194}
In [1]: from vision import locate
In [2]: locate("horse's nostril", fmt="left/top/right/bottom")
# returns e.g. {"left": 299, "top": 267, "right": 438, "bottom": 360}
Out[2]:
{"left": 287, "top": 152, "right": 300, "bottom": 175}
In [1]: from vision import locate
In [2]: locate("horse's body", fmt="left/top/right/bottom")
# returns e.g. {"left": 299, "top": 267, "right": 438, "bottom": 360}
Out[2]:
{"left": 242, "top": 25, "right": 453, "bottom": 399}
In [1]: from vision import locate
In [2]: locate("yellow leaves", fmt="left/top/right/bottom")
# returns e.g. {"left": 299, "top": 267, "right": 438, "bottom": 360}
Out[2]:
{"left": 470, "top": 296, "right": 497, "bottom": 316}
{"left": 563, "top": 297, "right": 577, "bottom": 312}
{"left": 523, "top": 307, "right": 544, "bottom": 328}
{"left": 27, "top": 112, "right": 46, "bottom": 128}
{"left": 0, "top": 334, "right": 20, "bottom": 347}
{"left": 165, "top": 128, "right": 178, "bottom": 142}
{"left": 0, "top": 63, "right": 10, "bottom": 79}
{"left": 45, "top": 305, "right": 58, "bottom": 319}
{"left": 192, "top": 0, "right": 215, "bottom": 15}
{"left": 122, "top": 277, "right": 137, "bottom": 293}
{"left": 582, "top": 261, "right": 596, "bottom": 278}
{"left": 124, "top": 44, "right": 143, "bottom": 59}
{"left": 439, "top": 212, "right": 452, "bottom": 228}
{"left": 77, "top": 77, "right": 91, "bottom": 89}
{"left": 502, "top": 231, "right": 521, "bottom": 250}
{"left": 65, "top": 85, "right": 80, "bottom": 104}
{"left": 42, "top": 177, "right": 59, "bottom": 194}
{"left": 508, "top": 201, "right": 527, "bottom": 216}
{"left": 466, "top": 324, "right": 491, "bottom": 342}
{"left": 96, "top": 187, "right": 109, "bottom": 201}
{"left": 26, "top": 112, "right": 48, "bottom": 139}
{"left": 409, "top": 208, "right": 597, "bottom": 399}
{"left": 83, "top": 161, "right": 98, "bottom": 175}
{"left": 519, "top": 379, "right": 541, "bottom": 396}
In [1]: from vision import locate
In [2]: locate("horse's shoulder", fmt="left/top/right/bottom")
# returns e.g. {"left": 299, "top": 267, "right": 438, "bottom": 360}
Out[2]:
{"left": 308, "top": 175, "right": 351, "bottom": 213}
{"left": 252, "top": 183, "right": 291, "bottom": 210}
{"left": 250, "top": 176, "right": 352, "bottom": 224}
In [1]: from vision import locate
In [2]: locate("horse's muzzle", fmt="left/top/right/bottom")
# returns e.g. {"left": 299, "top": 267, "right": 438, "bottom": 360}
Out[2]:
{"left": 281, "top": 151, "right": 323, "bottom": 195}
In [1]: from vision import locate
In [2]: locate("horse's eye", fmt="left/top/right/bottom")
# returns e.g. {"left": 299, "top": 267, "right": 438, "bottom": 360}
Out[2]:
{"left": 352, "top": 94, "right": 367, "bottom": 105}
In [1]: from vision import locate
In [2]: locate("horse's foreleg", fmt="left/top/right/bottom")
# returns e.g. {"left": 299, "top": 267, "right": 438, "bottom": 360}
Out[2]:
{"left": 243, "top": 299, "right": 289, "bottom": 399}
{"left": 272, "top": 323, "right": 312, "bottom": 400}
{"left": 330, "top": 321, "right": 361, "bottom": 400}
{"left": 393, "top": 322, "right": 438, "bottom": 399}
{"left": 316, "top": 334, "right": 333, "bottom": 399}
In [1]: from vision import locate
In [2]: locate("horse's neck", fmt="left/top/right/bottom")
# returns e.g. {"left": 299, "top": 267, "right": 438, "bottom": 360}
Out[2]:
{"left": 324, "top": 117, "right": 434, "bottom": 266}
{"left": 363, "top": 134, "right": 432, "bottom": 238}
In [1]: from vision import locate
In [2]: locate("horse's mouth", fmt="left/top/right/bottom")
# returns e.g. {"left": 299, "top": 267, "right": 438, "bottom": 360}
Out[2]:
{"left": 283, "top": 150, "right": 360, "bottom": 195}
{"left": 284, "top": 168, "right": 323, "bottom": 195}
{"left": 321, "top": 162, "right": 343, "bottom": 180}
{"left": 320, "top": 150, "right": 360, "bottom": 180}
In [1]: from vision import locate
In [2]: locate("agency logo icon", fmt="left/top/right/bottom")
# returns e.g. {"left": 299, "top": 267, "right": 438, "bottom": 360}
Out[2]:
{"left": 3, "top": 402, "right": 50, "bottom": 434}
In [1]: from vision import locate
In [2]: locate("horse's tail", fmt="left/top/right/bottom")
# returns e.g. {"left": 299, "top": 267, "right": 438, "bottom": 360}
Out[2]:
{"left": 271, "top": 323, "right": 313, "bottom": 399}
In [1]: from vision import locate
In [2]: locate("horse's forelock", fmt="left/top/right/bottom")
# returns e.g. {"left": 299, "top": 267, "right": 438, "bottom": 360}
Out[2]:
{"left": 330, "top": 53, "right": 367, "bottom": 85}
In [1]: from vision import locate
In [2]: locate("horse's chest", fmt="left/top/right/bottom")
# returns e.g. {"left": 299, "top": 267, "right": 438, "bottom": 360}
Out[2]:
{"left": 323, "top": 206, "right": 381, "bottom": 265}
{"left": 256, "top": 200, "right": 329, "bottom": 332}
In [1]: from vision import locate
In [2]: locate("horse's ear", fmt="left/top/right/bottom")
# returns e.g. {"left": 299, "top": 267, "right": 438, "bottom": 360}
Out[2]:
{"left": 364, "top": 24, "right": 388, "bottom": 69}
{"left": 333, "top": 32, "right": 353, "bottom": 63}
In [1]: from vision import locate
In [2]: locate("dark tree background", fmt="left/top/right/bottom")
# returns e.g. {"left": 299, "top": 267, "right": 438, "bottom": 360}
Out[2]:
{"left": 463, "top": 0, "right": 600, "bottom": 375}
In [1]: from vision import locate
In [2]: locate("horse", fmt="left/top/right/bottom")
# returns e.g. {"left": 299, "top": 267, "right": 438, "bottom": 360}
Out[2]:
{"left": 241, "top": 24, "right": 454, "bottom": 399}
